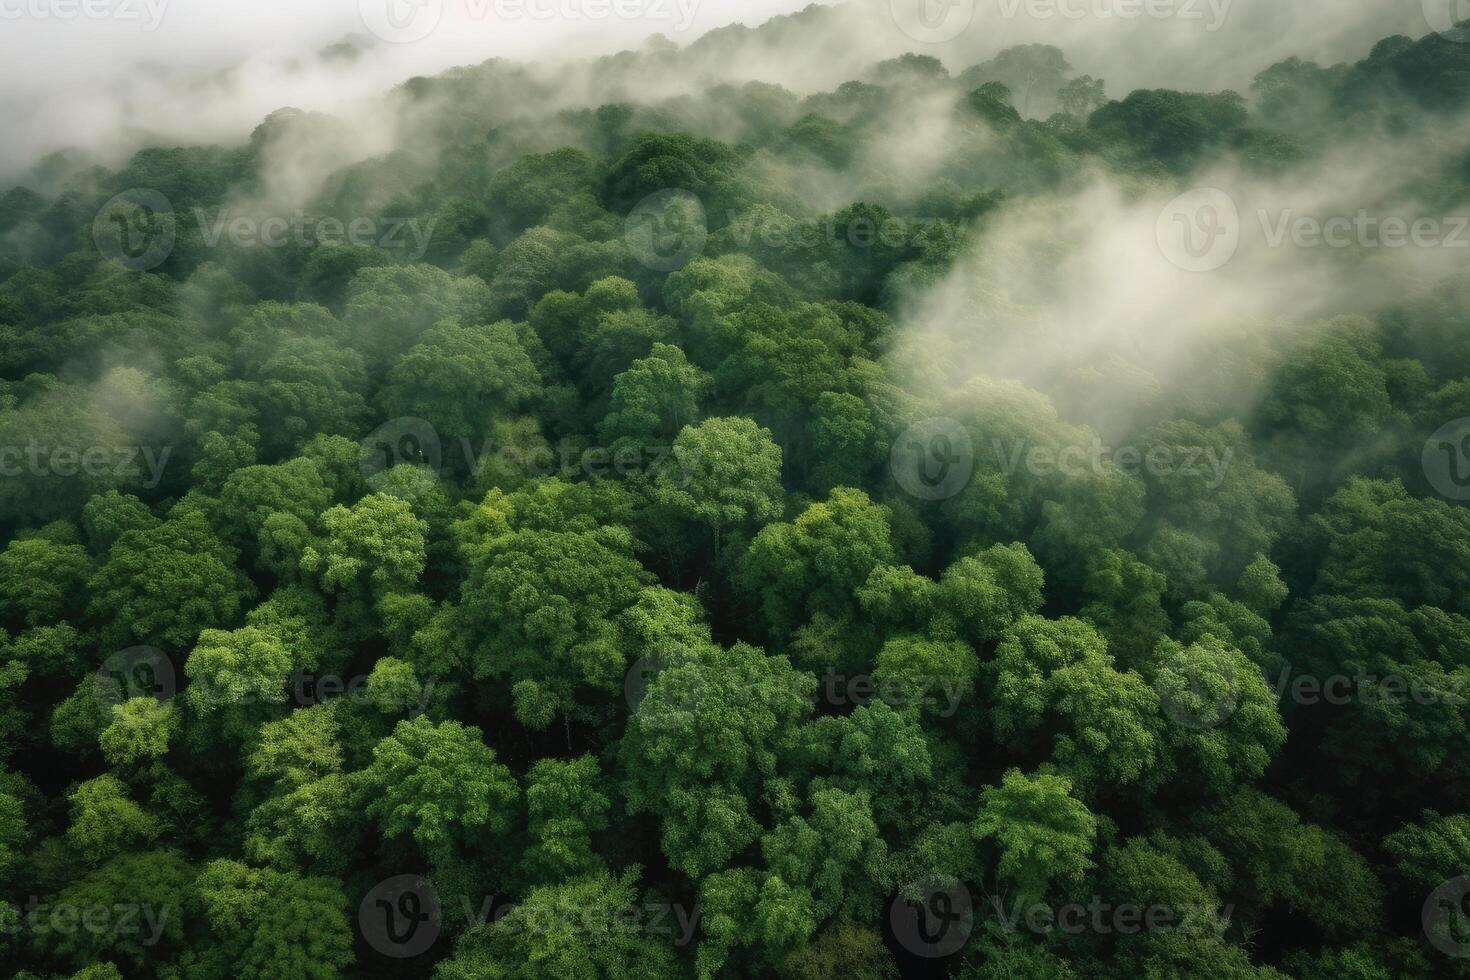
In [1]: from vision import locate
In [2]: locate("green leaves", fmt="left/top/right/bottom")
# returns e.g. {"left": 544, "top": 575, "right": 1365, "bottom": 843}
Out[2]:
{"left": 66, "top": 774, "right": 160, "bottom": 861}
{"left": 738, "top": 488, "right": 893, "bottom": 637}
{"left": 193, "top": 859, "right": 353, "bottom": 979}
{"left": 379, "top": 319, "right": 542, "bottom": 441}
{"left": 974, "top": 769, "right": 1097, "bottom": 905}
{"left": 362, "top": 716, "right": 519, "bottom": 859}
{"left": 3, "top": 21, "right": 1469, "bottom": 980}
{"left": 88, "top": 509, "right": 252, "bottom": 650}
{"left": 654, "top": 417, "right": 784, "bottom": 536}
{"left": 304, "top": 493, "right": 428, "bottom": 597}
{"left": 458, "top": 485, "right": 652, "bottom": 727}
{"left": 1151, "top": 635, "right": 1286, "bottom": 793}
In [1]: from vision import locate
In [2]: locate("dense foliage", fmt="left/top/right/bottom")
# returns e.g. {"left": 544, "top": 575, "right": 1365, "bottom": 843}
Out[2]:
{"left": 3, "top": 9, "right": 1470, "bottom": 978}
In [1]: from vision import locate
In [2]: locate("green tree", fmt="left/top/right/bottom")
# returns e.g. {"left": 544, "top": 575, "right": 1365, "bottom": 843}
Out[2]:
{"left": 361, "top": 716, "right": 519, "bottom": 862}
{"left": 974, "top": 768, "right": 1097, "bottom": 904}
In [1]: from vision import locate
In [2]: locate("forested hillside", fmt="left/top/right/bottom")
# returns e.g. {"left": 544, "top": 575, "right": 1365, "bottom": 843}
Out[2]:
{"left": 3, "top": 6, "right": 1470, "bottom": 977}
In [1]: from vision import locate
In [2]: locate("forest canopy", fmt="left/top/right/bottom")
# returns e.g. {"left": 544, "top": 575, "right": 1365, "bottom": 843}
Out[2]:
{"left": 2, "top": 3, "right": 1470, "bottom": 978}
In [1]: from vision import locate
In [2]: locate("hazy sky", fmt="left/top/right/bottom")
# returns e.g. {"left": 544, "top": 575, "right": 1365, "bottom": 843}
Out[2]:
{"left": 0, "top": 0, "right": 812, "bottom": 177}
{"left": 0, "top": 0, "right": 1445, "bottom": 181}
